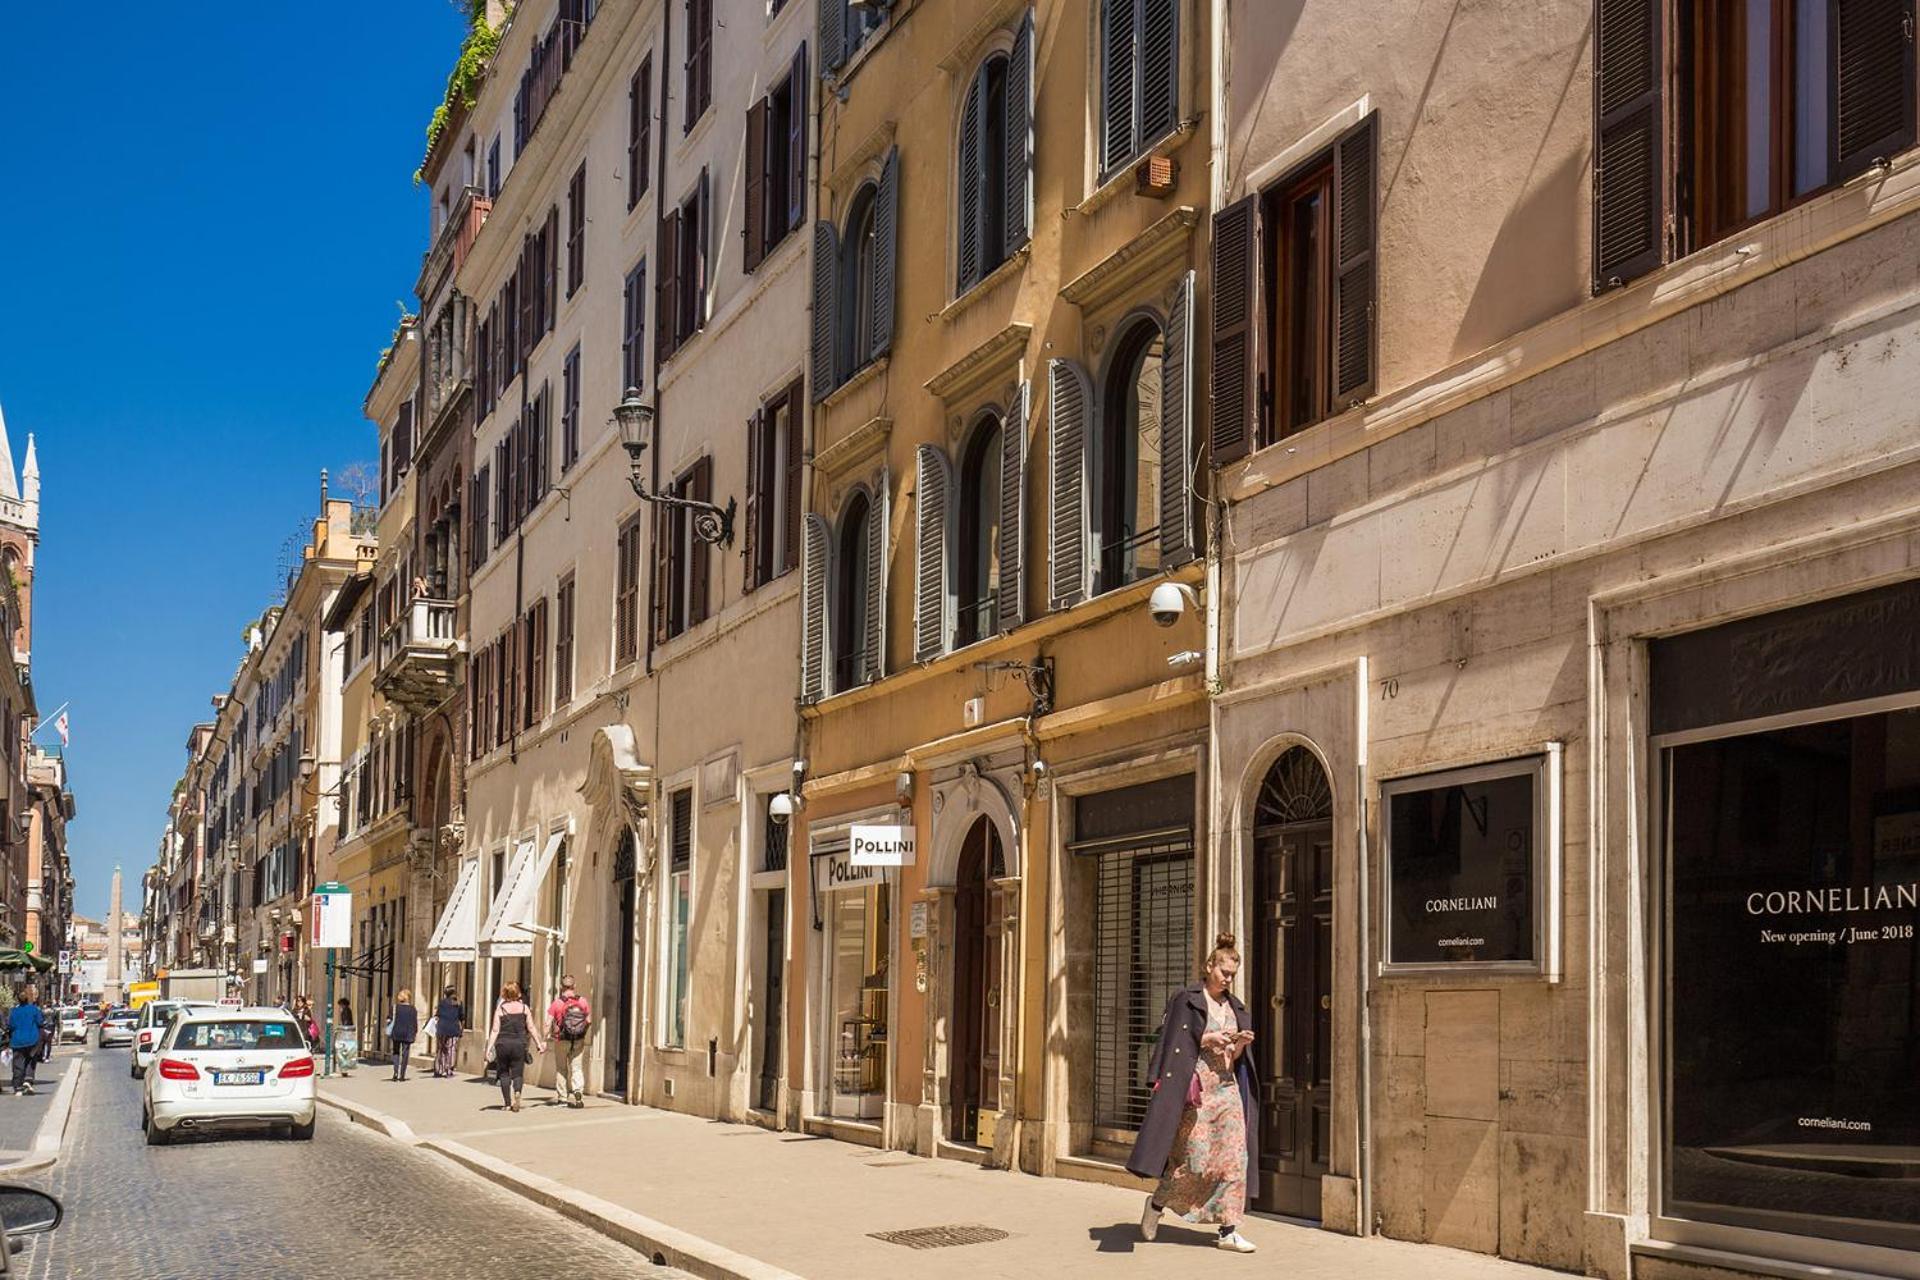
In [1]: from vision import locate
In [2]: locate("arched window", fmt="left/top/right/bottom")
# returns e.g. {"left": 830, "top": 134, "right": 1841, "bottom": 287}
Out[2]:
{"left": 956, "top": 15, "right": 1032, "bottom": 296}
{"left": 1097, "top": 319, "right": 1165, "bottom": 591}
{"left": 955, "top": 418, "right": 1002, "bottom": 646}
{"left": 811, "top": 149, "right": 899, "bottom": 402}
{"left": 833, "top": 492, "right": 871, "bottom": 692}
{"left": 841, "top": 187, "right": 879, "bottom": 381}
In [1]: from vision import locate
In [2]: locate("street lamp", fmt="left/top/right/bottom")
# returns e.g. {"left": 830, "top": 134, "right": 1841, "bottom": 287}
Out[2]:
{"left": 612, "top": 387, "right": 736, "bottom": 547}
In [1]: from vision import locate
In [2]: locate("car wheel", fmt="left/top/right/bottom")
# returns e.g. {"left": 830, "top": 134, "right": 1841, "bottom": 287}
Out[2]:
{"left": 289, "top": 1117, "right": 315, "bottom": 1141}
{"left": 143, "top": 1111, "right": 169, "bottom": 1147}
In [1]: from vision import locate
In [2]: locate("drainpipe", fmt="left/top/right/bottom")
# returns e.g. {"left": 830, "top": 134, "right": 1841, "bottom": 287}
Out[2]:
{"left": 1354, "top": 657, "right": 1374, "bottom": 1237}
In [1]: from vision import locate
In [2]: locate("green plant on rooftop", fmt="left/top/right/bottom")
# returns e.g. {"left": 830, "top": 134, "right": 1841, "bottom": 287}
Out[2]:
{"left": 415, "top": 2, "right": 513, "bottom": 185}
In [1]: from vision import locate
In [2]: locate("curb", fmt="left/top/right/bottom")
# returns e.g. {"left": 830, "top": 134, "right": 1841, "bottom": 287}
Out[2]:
{"left": 429, "top": 1138, "right": 806, "bottom": 1280}
{"left": 317, "top": 1087, "right": 801, "bottom": 1280}
{"left": 2, "top": 1057, "right": 84, "bottom": 1176}
{"left": 314, "top": 1089, "right": 419, "bottom": 1145}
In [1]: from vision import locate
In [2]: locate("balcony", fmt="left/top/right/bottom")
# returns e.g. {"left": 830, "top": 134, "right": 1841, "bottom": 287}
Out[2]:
{"left": 417, "top": 185, "right": 490, "bottom": 304}
{"left": 373, "top": 598, "right": 464, "bottom": 714}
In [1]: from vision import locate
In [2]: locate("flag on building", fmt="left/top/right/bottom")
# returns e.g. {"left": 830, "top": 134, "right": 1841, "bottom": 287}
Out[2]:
{"left": 54, "top": 709, "right": 68, "bottom": 747}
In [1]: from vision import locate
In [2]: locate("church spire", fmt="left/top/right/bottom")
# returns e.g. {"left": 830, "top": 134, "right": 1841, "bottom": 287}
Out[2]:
{"left": 21, "top": 434, "right": 38, "bottom": 509}
{"left": 0, "top": 403, "right": 16, "bottom": 501}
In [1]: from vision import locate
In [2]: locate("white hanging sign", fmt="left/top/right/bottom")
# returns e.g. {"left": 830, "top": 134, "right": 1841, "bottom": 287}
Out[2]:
{"left": 850, "top": 824, "right": 916, "bottom": 867}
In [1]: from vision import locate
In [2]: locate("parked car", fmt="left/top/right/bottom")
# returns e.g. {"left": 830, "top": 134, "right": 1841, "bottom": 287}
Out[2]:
{"left": 98, "top": 1008, "right": 138, "bottom": 1048}
{"left": 142, "top": 1007, "right": 316, "bottom": 1145}
{"left": 56, "top": 1009, "right": 86, "bottom": 1044}
{"left": 130, "top": 1001, "right": 218, "bottom": 1079}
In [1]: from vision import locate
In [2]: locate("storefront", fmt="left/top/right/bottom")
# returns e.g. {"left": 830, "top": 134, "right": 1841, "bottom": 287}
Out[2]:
{"left": 807, "top": 818, "right": 901, "bottom": 1130}
{"left": 1648, "top": 579, "right": 1920, "bottom": 1270}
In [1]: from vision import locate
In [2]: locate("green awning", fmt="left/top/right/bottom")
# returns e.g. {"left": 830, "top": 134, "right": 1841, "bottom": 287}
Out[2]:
{"left": 0, "top": 948, "right": 54, "bottom": 973}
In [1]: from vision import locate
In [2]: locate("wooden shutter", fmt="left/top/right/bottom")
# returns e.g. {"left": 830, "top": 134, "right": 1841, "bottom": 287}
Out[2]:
{"left": 811, "top": 221, "right": 839, "bottom": 400}
{"left": 784, "top": 382, "right": 805, "bottom": 572}
{"left": 1832, "top": 0, "right": 1917, "bottom": 182}
{"left": 1210, "top": 196, "right": 1259, "bottom": 465}
{"left": 871, "top": 147, "right": 900, "bottom": 359}
{"left": 957, "top": 75, "right": 986, "bottom": 292}
{"left": 657, "top": 209, "right": 681, "bottom": 363}
{"left": 694, "top": 168, "right": 711, "bottom": 330}
{"left": 1140, "top": 0, "right": 1177, "bottom": 145}
{"left": 1159, "top": 269, "right": 1196, "bottom": 566}
{"left": 996, "top": 380, "right": 1028, "bottom": 632}
{"left": 1047, "top": 359, "right": 1093, "bottom": 610}
{"left": 1101, "top": 0, "right": 1139, "bottom": 172}
{"left": 616, "top": 519, "right": 638, "bottom": 665}
{"left": 519, "top": 239, "right": 537, "bottom": 362}
{"left": 743, "top": 409, "right": 764, "bottom": 590}
{"left": 690, "top": 459, "right": 713, "bottom": 626}
{"left": 862, "top": 474, "right": 888, "bottom": 683}
{"left": 1006, "top": 12, "right": 1034, "bottom": 255}
{"left": 913, "top": 445, "right": 952, "bottom": 662}
{"left": 1331, "top": 112, "right": 1378, "bottom": 406}
{"left": 800, "top": 514, "right": 830, "bottom": 701}
{"left": 1592, "top": 0, "right": 1663, "bottom": 290}
{"left": 651, "top": 502, "right": 673, "bottom": 643}
{"left": 628, "top": 69, "right": 643, "bottom": 208}
{"left": 544, "top": 205, "right": 559, "bottom": 333}
{"left": 789, "top": 43, "right": 810, "bottom": 232}
{"left": 744, "top": 97, "right": 769, "bottom": 273}
{"left": 821, "top": 0, "right": 847, "bottom": 72}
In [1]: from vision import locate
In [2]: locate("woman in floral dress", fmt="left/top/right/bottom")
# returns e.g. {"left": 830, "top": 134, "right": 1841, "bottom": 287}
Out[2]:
{"left": 1126, "top": 933, "right": 1259, "bottom": 1253}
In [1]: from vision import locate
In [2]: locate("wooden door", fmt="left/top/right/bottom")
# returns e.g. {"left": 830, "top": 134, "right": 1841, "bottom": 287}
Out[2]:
{"left": 1254, "top": 819, "right": 1334, "bottom": 1219}
{"left": 949, "top": 822, "right": 990, "bottom": 1144}
{"left": 611, "top": 836, "right": 638, "bottom": 1095}
{"left": 757, "top": 889, "right": 785, "bottom": 1112}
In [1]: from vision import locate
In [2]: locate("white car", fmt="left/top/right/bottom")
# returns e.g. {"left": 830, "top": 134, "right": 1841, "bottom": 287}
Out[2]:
{"left": 130, "top": 1001, "right": 218, "bottom": 1079}
{"left": 143, "top": 1007, "right": 316, "bottom": 1145}
{"left": 57, "top": 1008, "right": 86, "bottom": 1043}
{"left": 99, "top": 1008, "right": 138, "bottom": 1048}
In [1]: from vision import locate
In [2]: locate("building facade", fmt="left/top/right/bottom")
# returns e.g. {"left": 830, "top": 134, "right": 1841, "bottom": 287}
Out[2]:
{"left": 1210, "top": 2, "right": 1920, "bottom": 1277}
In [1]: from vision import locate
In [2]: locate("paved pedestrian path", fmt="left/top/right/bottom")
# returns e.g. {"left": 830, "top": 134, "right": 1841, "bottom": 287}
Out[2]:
{"left": 0, "top": 1046, "right": 75, "bottom": 1165}
{"left": 320, "top": 1072, "right": 1571, "bottom": 1280}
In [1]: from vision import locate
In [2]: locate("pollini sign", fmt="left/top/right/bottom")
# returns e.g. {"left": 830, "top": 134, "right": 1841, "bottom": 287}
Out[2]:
{"left": 851, "top": 824, "right": 916, "bottom": 867}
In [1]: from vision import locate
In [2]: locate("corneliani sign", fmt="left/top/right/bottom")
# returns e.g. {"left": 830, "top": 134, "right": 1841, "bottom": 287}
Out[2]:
{"left": 1380, "top": 748, "right": 1562, "bottom": 977}
{"left": 1745, "top": 883, "right": 1920, "bottom": 914}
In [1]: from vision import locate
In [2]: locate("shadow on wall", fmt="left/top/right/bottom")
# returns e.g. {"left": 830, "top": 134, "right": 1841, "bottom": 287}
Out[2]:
{"left": 1226, "top": 0, "right": 1308, "bottom": 166}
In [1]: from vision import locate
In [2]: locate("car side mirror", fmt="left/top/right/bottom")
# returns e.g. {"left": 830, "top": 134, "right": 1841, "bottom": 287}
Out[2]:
{"left": 0, "top": 1187, "right": 61, "bottom": 1237}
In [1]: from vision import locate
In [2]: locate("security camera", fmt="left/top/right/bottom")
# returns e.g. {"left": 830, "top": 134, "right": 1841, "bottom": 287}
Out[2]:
{"left": 1148, "top": 581, "right": 1199, "bottom": 628}
{"left": 768, "top": 791, "right": 801, "bottom": 826}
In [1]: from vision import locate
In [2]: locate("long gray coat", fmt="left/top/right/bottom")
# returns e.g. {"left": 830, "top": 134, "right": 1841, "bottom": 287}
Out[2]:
{"left": 1125, "top": 982, "right": 1260, "bottom": 1185}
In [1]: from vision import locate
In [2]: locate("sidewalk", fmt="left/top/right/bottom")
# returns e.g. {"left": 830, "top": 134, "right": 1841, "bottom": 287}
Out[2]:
{"left": 0, "top": 1047, "right": 81, "bottom": 1172}
{"left": 320, "top": 1072, "right": 1570, "bottom": 1280}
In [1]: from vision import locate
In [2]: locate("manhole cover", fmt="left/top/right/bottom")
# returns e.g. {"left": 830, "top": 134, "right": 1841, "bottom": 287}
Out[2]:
{"left": 869, "top": 1225, "right": 1011, "bottom": 1250}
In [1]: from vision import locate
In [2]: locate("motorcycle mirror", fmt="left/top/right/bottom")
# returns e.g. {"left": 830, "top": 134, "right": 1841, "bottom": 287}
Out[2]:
{"left": 0, "top": 1187, "right": 61, "bottom": 1238}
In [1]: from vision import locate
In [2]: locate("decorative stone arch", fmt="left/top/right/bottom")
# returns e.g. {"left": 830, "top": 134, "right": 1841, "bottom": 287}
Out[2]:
{"left": 926, "top": 761, "right": 1022, "bottom": 890}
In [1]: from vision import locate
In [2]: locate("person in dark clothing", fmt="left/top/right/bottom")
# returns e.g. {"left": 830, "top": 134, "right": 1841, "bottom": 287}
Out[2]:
{"left": 388, "top": 990, "right": 419, "bottom": 1081}
{"left": 484, "top": 982, "right": 546, "bottom": 1112}
{"left": 7, "top": 986, "right": 44, "bottom": 1096}
{"left": 433, "top": 986, "right": 465, "bottom": 1078}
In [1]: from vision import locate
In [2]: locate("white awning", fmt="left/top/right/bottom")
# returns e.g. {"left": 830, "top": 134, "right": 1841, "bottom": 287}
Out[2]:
{"left": 479, "top": 830, "right": 564, "bottom": 959}
{"left": 425, "top": 858, "right": 482, "bottom": 964}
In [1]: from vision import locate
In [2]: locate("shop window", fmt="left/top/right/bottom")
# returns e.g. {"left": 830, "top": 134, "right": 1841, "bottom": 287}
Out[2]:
{"left": 1653, "top": 581, "right": 1920, "bottom": 1254}
{"left": 664, "top": 787, "right": 692, "bottom": 1049}
{"left": 1595, "top": 0, "right": 1916, "bottom": 289}
{"left": 822, "top": 858, "right": 889, "bottom": 1120}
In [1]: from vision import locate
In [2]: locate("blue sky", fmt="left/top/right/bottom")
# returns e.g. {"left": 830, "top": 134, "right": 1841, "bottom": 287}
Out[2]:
{"left": 0, "top": 5, "right": 467, "bottom": 923}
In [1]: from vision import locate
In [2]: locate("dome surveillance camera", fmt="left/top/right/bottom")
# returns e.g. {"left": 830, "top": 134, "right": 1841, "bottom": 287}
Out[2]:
{"left": 768, "top": 791, "right": 801, "bottom": 826}
{"left": 1148, "top": 581, "right": 1193, "bottom": 628}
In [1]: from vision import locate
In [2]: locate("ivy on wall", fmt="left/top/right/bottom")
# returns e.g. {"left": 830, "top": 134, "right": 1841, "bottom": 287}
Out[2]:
{"left": 415, "top": 1, "right": 514, "bottom": 185}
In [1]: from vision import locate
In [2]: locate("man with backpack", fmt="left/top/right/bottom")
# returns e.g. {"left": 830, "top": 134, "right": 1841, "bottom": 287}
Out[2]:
{"left": 546, "top": 976, "right": 591, "bottom": 1108}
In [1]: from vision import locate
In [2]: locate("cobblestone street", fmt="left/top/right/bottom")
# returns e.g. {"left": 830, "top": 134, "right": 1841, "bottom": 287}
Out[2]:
{"left": 8, "top": 1048, "right": 686, "bottom": 1279}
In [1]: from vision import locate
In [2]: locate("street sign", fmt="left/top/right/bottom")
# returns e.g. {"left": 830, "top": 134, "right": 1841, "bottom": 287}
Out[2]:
{"left": 311, "top": 884, "right": 352, "bottom": 949}
{"left": 251, "top": 958, "right": 269, "bottom": 974}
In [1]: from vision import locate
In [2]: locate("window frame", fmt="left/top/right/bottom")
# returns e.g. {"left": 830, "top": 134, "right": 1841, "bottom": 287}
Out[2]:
{"left": 621, "top": 260, "right": 648, "bottom": 393}
{"left": 955, "top": 413, "right": 1004, "bottom": 647}
{"left": 566, "top": 161, "right": 587, "bottom": 298}
{"left": 831, "top": 489, "right": 872, "bottom": 692}
{"left": 628, "top": 57, "right": 653, "bottom": 211}
{"left": 614, "top": 512, "right": 644, "bottom": 669}
{"left": 554, "top": 573, "right": 576, "bottom": 706}
{"left": 1094, "top": 313, "right": 1168, "bottom": 595}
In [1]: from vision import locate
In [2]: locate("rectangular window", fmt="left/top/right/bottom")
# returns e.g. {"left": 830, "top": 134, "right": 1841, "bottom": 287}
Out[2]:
{"left": 554, "top": 575, "right": 575, "bottom": 705}
{"left": 628, "top": 57, "right": 653, "bottom": 210}
{"left": 745, "top": 380, "right": 803, "bottom": 590}
{"left": 487, "top": 134, "right": 502, "bottom": 199}
{"left": 1265, "top": 161, "right": 1333, "bottom": 436}
{"left": 614, "top": 514, "right": 643, "bottom": 668}
{"left": 823, "top": 864, "right": 889, "bottom": 1116}
{"left": 561, "top": 343, "right": 582, "bottom": 471}
{"left": 1098, "top": 0, "right": 1179, "bottom": 177}
{"left": 684, "top": 0, "right": 712, "bottom": 132}
{"left": 664, "top": 787, "right": 693, "bottom": 1048}
{"left": 522, "top": 598, "right": 548, "bottom": 729}
{"left": 745, "top": 51, "right": 807, "bottom": 274}
{"left": 656, "top": 458, "right": 712, "bottom": 640}
{"left": 566, "top": 162, "right": 587, "bottom": 297}
{"left": 671, "top": 172, "right": 709, "bottom": 351}
{"left": 622, "top": 260, "right": 647, "bottom": 393}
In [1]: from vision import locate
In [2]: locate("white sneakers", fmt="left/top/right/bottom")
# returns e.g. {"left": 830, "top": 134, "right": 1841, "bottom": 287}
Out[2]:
{"left": 1216, "top": 1229, "right": 1257, "bottom": 1253}
{"left": 1139, "top": 1195, "right": 1161, "bottom": 1241}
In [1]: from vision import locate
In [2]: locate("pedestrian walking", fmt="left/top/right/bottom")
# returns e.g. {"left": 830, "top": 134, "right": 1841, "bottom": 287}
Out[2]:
{"left": 1128, "top": 933, "right": 1260, "bottom": 1254}
{"left": 433, "top": 986, "right": 465, "bottom": 1078}
{"left": 546, "top": 975, "right": 591, "bottom": 1108}
{"left": 7, "top": 986, "right": 44, "bottom": 1097}
{"left": 335, "top": 997, "right": 359, "bottom": 1074}
{"left": 483, "top": 983, "right": 545, "bottom": 1112}
{"left": 388, "top": 989, "right": 419, "bottom": 1081}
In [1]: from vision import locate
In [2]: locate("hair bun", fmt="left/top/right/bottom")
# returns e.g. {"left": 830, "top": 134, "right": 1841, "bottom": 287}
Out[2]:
{"left": 1214, "top": 931, "right": 1237, "bottom": 952}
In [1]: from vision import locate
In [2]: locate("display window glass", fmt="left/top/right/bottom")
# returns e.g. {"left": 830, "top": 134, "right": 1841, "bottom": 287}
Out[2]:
{"left": 827, "top": 879, "right": 889, "bottom": 1119}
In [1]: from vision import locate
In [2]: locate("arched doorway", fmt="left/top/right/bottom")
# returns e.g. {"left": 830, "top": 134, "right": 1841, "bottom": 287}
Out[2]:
{"left": 1251, "top": 745, "right": 1334, "bottom": 1220}
{"left": 609, "top": 830, "right": 639, "bottom": 1095}
{"left": 948, "top": 817, "right": 1005, "bottom": 1145}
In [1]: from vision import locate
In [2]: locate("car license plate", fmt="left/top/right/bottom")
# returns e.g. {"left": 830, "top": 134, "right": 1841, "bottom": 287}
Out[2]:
{"left": 214, "top": 1071, "right": 263, "bottom": 1086}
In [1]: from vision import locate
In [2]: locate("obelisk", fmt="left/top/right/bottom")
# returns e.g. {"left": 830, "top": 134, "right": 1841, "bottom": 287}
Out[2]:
{"left": 105, "top": 865, "right": 124, "bottom": 1006}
